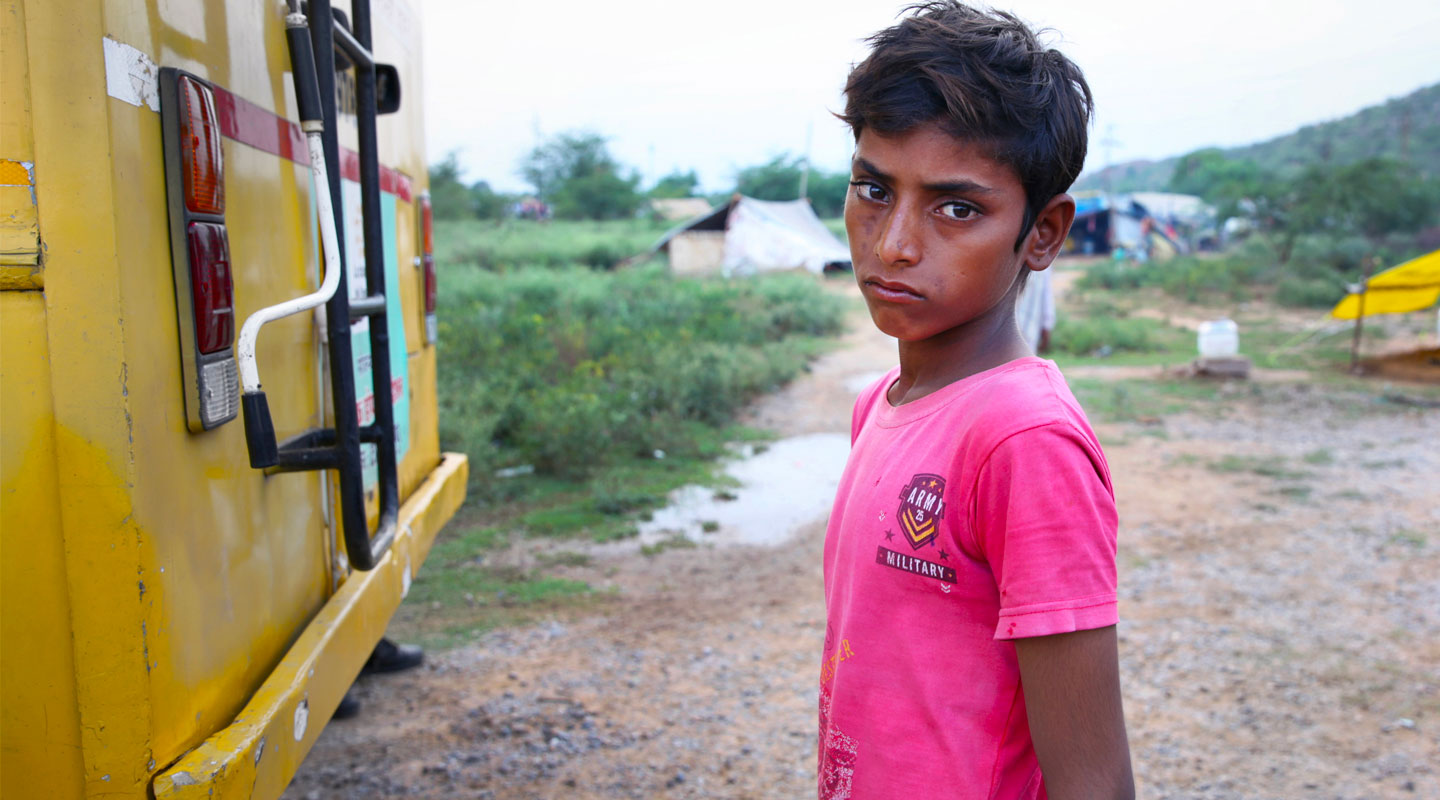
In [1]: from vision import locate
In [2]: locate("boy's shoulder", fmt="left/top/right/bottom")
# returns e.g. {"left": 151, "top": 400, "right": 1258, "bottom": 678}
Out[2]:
{"left": 856, "top": 358, "right": 1096, "bottom": 449}
{"left": 970, "top": 357, "right": 1085, "bottom": 425}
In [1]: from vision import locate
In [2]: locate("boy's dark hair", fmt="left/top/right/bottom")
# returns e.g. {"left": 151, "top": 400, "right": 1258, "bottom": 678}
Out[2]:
{"left": 841, "top": 2, "right": 1093, "bottom": 249}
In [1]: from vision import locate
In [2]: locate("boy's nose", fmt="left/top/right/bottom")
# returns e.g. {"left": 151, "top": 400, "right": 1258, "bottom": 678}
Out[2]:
{"left": 875, "top": 207, "right": 921, "bottom": 267}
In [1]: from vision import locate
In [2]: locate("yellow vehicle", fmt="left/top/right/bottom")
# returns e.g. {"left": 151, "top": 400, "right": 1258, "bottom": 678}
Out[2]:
{"left": 1, "top": 1, "right": 466, "bottom": 797}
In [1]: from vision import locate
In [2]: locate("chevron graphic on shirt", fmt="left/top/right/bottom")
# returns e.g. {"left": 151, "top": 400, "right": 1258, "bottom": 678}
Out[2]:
{"left": 896, "top": 473, "right": 945, "bottom": 549}
{"left": 899, "top": 507, "right": 935, "bottom": 547}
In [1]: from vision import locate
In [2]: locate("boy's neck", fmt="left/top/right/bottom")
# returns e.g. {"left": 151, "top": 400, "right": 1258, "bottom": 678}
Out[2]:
{"left": 887, "top": 295, "right": 1034, "bottom": 407}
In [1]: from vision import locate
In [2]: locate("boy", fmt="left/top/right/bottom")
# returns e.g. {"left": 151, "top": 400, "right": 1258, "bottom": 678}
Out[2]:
{"left": 818, "top": 4, "right": 1134, "bottom": 798}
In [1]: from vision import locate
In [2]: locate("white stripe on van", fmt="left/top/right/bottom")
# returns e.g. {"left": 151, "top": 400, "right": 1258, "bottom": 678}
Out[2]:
{"left": 102, "top": 37, "right": 159, "bottom": 112}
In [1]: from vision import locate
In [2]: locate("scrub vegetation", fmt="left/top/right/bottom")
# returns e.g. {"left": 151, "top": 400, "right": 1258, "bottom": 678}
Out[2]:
{"left": 1074, "top": 233, "right": 1435, "bottom": 310}
{"left": 434, "top": 217, "right": 672, "bottom": 271}
{"left": 401, "top": 218, "right": 847, "bottom": 642}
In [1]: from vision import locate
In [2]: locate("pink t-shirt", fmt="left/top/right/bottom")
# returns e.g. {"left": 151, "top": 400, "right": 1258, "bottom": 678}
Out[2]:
{"left": 818, "top": 358, "right": 1118, "bottom": 800}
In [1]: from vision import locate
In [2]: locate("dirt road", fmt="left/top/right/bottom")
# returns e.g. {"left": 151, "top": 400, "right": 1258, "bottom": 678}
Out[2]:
{"left": 287, "top": 285, "right": 1438, "bottom": 799}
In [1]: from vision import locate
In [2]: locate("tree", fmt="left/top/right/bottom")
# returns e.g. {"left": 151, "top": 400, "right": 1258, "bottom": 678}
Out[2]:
{"left": 1166, "top": 148, "right": 1268, "bottom": 223}
{"left": 470, "top": 180, "right": 508, "bottom": 220}
{"left": 736, "top": 154, "right": 805, "bottom": 201}
{"left": 1258, "top": 158, "right": 1439, "bottom": 263}
{"left": 806, "top": 171, "right": 851, "bottom": 218}
{"left": 428, "top": 152, "right": 473, "bottom": 220}
{"left": 734, "top": 154, "right": 850, "bottom": 218}
{"left": 1328, "top": 158, "right": 1440, "bottom": 240}
{"left": 519, "top": 131, "right": 643, "bottom": 220}
{"left": 649, "top": 169, "right": 700, "bottom": 199}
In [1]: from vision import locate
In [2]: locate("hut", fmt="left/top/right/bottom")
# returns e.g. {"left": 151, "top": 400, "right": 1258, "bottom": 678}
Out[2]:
{"left": 647, "top": 196, "right": 850, "bottom": 277}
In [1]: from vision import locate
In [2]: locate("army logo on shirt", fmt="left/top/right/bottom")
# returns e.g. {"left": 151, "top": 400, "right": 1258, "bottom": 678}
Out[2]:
{"left": 897, "top": 473, "right": 945, "bottom": 549}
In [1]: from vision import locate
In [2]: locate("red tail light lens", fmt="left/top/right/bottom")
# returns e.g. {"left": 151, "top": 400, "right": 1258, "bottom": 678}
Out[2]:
{"left": 186, "top": 222, "right": 235, "bottom": 353}
{"left": 178, "top": 76, "right": 225, "bottom": 215}
{"left": 420, "top": 194, "right": 436, "bottom": 315}
{"left": 423, "top": 254, "right": 437, "bottom": 314}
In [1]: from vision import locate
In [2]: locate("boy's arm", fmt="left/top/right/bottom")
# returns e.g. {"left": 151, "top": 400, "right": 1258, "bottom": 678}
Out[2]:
{"left": 1014, "top": 625, "right": 1135, "bottom": 800}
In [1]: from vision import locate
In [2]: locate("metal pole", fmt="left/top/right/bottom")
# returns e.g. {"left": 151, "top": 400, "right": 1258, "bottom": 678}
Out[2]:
{"left": 1349, "top": 257, "right": 1372, "bottom": 374}
{"left": 798, "top": 121, "right": 813, "bottom": 201}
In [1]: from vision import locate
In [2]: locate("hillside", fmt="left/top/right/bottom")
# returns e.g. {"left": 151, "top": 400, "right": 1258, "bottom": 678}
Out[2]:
{"left": 1075, "top": 82, "right": 1440, "bottom": 192}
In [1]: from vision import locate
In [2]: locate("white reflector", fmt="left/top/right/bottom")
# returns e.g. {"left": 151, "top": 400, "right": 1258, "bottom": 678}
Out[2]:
{"left": 199, "top": 358, "right": 240, "bottom": 429}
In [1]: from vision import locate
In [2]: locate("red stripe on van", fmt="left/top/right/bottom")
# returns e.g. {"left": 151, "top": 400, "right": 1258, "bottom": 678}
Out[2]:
{"left": 210, "top": 85, "right": 414, "bottom": 202}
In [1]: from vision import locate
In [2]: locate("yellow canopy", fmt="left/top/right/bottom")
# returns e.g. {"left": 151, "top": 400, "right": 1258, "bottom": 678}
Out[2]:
{"left": 1330, "top": 249, "right": 1440, "bottom": 319}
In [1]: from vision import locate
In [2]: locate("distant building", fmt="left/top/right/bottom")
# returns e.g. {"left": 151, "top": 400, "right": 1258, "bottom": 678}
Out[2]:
{"left": 650, "top": 197, "right": 714, "bottom": 222}
{"left": 1067, "top": 191, "right": 1216, "bottom": 258}
{"left": 645, "top": 196, "right": 851, "bottom": 277}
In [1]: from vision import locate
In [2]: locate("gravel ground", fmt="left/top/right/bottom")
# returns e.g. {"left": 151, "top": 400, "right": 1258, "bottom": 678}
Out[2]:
{"left": 286, "top": 290, "right": 1438, "bottom": 799}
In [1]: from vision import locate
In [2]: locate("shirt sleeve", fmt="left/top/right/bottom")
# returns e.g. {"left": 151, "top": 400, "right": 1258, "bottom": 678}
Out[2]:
{"left": 969, "top": 422, "right": 1118, "bottom": 640}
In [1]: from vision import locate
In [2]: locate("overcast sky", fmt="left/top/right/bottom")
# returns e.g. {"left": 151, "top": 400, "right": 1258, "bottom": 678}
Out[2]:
{"left": 420, "top": 0, "right": 1440, "bottom": 195}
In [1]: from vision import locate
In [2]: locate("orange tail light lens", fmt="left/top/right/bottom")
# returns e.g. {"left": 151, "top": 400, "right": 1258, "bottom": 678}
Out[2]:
{"left": 178, "top": 76, "right": 225, "bottom": 215}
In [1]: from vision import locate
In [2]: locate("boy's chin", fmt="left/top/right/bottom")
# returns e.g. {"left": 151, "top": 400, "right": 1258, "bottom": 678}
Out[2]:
{"left": 867, "top": 314, "right": 929, "bottom": 343}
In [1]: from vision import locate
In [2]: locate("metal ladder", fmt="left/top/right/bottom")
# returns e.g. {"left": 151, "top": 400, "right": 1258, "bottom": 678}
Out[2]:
{"left": 240, "top": 0, "right": 401, "bottom": 571}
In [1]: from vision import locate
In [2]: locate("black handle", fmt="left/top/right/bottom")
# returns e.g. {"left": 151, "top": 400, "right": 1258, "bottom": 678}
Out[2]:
{"left": 285, "top": 17, "right": 323, "bottom": 126}
{"left": 241, "top": 391, "right": 279, "bottom": 468}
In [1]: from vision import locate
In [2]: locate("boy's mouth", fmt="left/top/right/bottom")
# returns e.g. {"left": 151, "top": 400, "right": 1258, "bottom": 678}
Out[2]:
{"left": 864, "top": 278, "right": 924, "bottom": 302}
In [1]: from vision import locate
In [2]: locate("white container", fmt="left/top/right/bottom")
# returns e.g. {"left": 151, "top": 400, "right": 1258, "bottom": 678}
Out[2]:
{"left": 1197, "top": 318, "right": 1239, "bottom": 358}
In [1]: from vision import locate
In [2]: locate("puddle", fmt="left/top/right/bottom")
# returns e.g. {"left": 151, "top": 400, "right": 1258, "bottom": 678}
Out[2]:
{"left": 638, "top": 432, "right": 851, "bottom": 547}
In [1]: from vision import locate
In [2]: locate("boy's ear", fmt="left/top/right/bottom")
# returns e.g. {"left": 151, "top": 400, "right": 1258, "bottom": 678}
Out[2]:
{"left": 1023, "top": 193, "right": 1076, "bottom": 272}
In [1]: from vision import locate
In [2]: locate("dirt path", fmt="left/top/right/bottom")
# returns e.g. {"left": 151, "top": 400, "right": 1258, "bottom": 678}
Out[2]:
{"left": 287, "top": 284, "right": 1438, "bottom": 799}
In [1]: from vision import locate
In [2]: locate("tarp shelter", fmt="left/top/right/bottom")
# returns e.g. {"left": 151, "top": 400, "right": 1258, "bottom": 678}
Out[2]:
{"left": 649, "top": 196, "right": 851, "bottom": 277}
{"left": 1330, "top": 249, "right": 1440, "bottom": 320}
{"left": 1330, "top": 249, "right": 1440, "bottom": 370}
{"left": 1065, "top": 192, "right": 1213, "bottom": 257}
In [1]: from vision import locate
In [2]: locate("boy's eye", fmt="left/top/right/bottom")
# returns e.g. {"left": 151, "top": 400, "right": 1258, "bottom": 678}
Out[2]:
{"left": 851, "top": 180, "right": 888, "bottom": 202}
{"left": 940, "top": 202, "right": 978, "bottom": 220}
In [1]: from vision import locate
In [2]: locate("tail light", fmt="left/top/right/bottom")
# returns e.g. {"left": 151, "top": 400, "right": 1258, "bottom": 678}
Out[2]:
{"left": 420, "top": 192, "right": 437, "bottom": 343}
{"left": 178, "top": 76, "right": 225, "bottom": 215}
{"left": 161, "top": 69, "right": 240, "bottom": 431}
{"left": 186, "top": 222, "right": 236, "bottom": 353}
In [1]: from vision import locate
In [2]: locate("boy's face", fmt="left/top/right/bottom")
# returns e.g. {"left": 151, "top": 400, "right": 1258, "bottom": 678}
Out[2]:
{"left": 845, "top": 122, "right": 1030, "bottom": 344}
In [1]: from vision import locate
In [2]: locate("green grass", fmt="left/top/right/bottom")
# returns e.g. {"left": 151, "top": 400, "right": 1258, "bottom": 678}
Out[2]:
{"left": 407, "top": 564, "right": 588, "bottom": 608}
{"left": 1067, "top": 377, "right": 1225, "bottom": 423}
{"left": 1076, "top": 251, "right": 1277, "bottom": 303}
{"left": 641, "top": 533, "right": 699, "bottom": 557}
{"left": 1046, "top": 290, "right": 1198, "bottom": 368}
{"left": 1049, "top": 315, "right": 1183, "bottom": 359}
{"left": 1062, "top": 254, "right": 1373, "bottom": 374}
{"left": 435, "top": 218, "right": 673, "bottom": 271}
{"left": 425, "top": 524, "right": 509, "bottom": 565}
{"left": 1208, "top": 455, "right": 1312, "bottom": 480}
{"left": 536, "top": 551, "right": 593, "bottom": 568}
{"left": 438, "top": 263, "right": 845, "bottom": 485}
{"left": 1302, "top": 448, "right": 1335, "bottom": 465}
{"left": 1389, "top": 529, "right": 1428, "bottom": 548}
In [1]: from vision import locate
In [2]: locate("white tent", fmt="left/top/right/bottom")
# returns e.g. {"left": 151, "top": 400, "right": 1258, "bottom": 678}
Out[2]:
{"left": 649, "top": 196, "right": 851, "bottom": 277}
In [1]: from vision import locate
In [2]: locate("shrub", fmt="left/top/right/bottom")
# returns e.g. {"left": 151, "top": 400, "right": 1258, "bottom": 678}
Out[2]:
{"left": 1051, "top": 316, "right": 1160, "bottom": 356}
{"left": 1077, "top": 251, "right": 1276, "bottom": 302}
{"left": 436, "top": 218, "right": 672, "bottom": 272}
{"left": 1075, "top": 259, "right": 1147, "bottom": 291}
{"left": 1288, "top": 234, "right": 1371, "bottom": 278}
{"left": 1274, "top": 275, "right": 1344, "bottom": 308}
{"left": 436, "top": 260, "right": 845, "bottom": 495}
